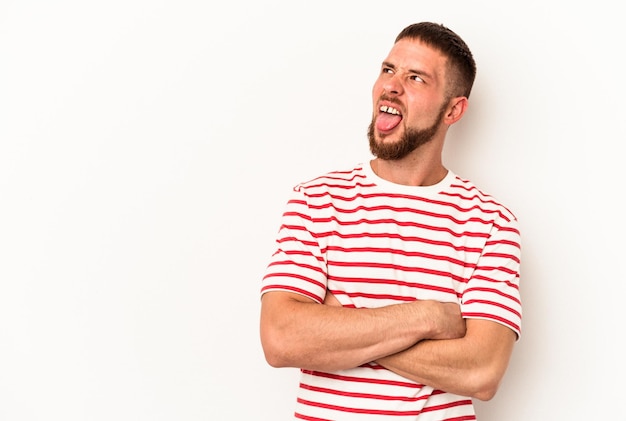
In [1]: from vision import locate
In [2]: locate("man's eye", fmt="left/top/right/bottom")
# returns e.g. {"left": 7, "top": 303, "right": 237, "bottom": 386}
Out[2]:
{"left": 382, "top": 68, "right": 393, "bottom": 74}
{"left": 410, "top": 75, "right": 424, "bottom": 83}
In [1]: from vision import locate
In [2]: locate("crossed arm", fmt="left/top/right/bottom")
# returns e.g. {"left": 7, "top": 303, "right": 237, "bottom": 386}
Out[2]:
{"left": 376, "top": 318, "right": 516, "bottom": 400}
{"left": 259, "top": 291, "right": 516, "bottom": 400}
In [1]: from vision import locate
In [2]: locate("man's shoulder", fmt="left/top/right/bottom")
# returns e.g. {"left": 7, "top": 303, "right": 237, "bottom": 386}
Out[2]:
{"left": 295, "top": 163, "right": 369, "bottom": 191}
{"left": 448, "top": 174, "right": 518, "bottom": 222}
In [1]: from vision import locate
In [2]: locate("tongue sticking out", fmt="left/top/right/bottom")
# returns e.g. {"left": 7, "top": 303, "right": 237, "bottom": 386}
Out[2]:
{"left": 375, "top": 112, "right": 402, "bottom": 132}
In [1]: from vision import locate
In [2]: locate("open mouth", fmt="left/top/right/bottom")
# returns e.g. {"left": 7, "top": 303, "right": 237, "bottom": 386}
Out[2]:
{"left": 376, "top": 105, "right": 403, "bottom": 132}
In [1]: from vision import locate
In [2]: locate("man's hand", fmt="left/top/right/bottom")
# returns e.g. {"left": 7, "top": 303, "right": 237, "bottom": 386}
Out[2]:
{"left": 426, "top": 300, "right": 466, "bottom": 340}
{"left": 323, "top": 291, "right": 342, "bottom": 307}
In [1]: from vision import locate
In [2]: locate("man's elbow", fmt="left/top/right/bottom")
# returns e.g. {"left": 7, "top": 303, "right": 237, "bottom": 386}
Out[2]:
{"left": 471, "top": 383, "right": 499, "bottom": 401}
{"left": 263, "top": 350, "right": 289, "bottom": 368}
{"left": 260, "top": 327, "right": 295, "bottom": 368}
{"left": 262, "top": 344, "right": 290, "bottom": 368}
{"left": 468, "top": 367, "right": 506, "bottom": 401}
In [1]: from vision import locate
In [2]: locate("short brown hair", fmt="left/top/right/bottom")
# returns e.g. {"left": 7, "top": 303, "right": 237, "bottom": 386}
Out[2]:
{"left": 395, "top": 22, "right": 476, "bottom": 98}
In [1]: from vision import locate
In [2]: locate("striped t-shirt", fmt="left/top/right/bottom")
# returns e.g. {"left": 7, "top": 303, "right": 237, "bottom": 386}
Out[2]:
{"left": 261, "top": 163, "right": 522, "bottom": 420}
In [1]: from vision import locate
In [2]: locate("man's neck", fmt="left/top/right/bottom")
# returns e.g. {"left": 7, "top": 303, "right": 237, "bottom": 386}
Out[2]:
{"left": 370, "top": 156, "right": 447, "bottom": 187}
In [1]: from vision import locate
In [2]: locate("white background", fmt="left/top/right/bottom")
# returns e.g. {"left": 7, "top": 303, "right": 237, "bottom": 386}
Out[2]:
{"left": 1, "top": 1, "right": 624, "bottom": 420}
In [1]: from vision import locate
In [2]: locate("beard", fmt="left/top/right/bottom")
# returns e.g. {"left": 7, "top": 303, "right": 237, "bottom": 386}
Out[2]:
{"left": 368, "top": 105, "right": 447, "bottom": 161}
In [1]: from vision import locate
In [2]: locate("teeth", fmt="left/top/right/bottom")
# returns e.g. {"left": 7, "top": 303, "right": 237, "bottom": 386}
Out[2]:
{"left": 380, "top": 105, "right": 400, "bottom": 115}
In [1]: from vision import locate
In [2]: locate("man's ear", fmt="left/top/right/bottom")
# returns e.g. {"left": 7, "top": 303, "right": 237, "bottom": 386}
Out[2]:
{"left": 444, "top": 97, "right": 468, "bottom": 125}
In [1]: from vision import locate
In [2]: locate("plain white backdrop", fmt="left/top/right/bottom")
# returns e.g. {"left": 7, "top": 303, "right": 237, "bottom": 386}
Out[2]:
{"left": 1, "top": 1, "right": 624, "bottom": 420}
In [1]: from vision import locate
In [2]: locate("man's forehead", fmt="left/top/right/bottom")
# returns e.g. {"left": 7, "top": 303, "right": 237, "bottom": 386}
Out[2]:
{"left": 383, "top": 39, "right": 447, "bottom": 83}
{"left": 386, "top": 39, "right": 446, "bottom": 69}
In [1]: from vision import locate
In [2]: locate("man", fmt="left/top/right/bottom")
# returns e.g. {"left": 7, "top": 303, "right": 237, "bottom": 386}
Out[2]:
{"left": 260, "top": 22, "right": 521, "bottom": 420}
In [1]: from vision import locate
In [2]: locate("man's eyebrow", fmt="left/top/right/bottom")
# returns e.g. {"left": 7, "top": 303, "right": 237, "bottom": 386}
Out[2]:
{"left": 382, "top": 61, "right": 432, "bottom": 79}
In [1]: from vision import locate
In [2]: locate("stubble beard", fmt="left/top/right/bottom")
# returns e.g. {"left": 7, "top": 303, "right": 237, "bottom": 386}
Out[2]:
{"left": 368, "top": 105, "right": 447, "bottom": 161}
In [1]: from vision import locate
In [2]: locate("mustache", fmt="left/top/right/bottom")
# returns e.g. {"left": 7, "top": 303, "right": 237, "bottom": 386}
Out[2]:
{"left": 377, "top": 95, "right": 403, "bottom": 109}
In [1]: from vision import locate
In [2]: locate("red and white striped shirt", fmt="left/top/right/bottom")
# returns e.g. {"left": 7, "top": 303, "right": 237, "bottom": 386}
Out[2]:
{"left": 261, "top": 163, "right": 522, "bottom": 420}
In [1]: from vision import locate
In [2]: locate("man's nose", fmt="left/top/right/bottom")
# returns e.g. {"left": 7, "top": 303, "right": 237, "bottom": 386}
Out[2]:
{"left": 382, "top": 73, "right": 403, "bottom": 96}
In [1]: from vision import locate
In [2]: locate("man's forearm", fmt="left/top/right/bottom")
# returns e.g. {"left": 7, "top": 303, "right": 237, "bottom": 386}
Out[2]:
{"left": 377, "top": 319, "right": 516, "bottom": 400}
{"left": 260, "top": 291, "right": 465, "bottom": 372}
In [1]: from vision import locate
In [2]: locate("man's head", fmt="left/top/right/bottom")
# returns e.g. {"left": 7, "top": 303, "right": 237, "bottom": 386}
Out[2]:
{"left": 368, "top": 22, "right": 476, "bottom": 161}
{"left": 395, "top": 22, "right": 476, "bottom": 99}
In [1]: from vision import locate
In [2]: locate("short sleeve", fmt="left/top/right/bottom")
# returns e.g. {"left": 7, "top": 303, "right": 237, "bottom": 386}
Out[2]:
{"left": 260, "top": 185, "right": 328, "bottom": 303}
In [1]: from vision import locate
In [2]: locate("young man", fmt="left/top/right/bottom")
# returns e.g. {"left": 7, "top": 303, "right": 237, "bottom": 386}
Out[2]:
{"left": 260, "top": 22, "right": 521, "bottom": 420}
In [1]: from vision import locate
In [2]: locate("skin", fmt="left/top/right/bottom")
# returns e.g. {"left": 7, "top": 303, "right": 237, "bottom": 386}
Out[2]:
{"left": 260, "top": 37, "right": 516, "bottom": 401}
{"left": 260, "top": 292, "right": 466, "bottom": 372}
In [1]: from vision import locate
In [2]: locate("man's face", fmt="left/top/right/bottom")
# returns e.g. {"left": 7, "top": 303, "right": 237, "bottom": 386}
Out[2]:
{"left": 368, "top": 38, "right": 450, "bottom": 160}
